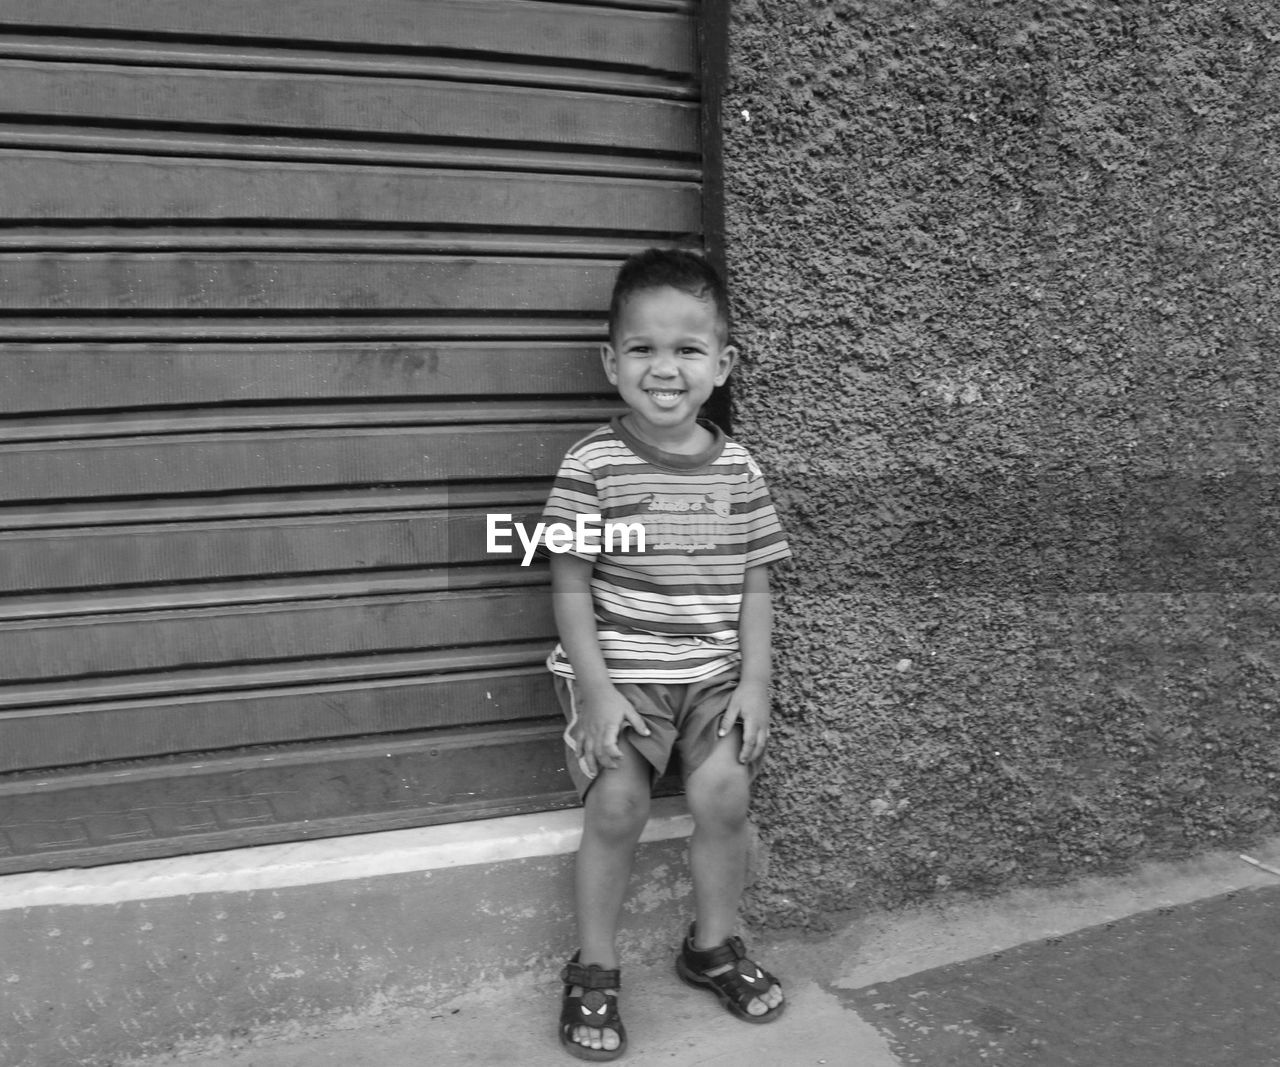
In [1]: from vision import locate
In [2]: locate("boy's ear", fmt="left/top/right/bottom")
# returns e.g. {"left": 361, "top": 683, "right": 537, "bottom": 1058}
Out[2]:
{"left": 600, "top": 342, "right": 619, "bottom": 385}
{"left": 714, "top": 344, "right": 738, "bottom": 386}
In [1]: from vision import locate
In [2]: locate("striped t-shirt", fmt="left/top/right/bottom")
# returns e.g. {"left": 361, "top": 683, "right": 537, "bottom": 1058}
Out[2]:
{"left": 543, "top": 416, "right": 791, "bottom": 683}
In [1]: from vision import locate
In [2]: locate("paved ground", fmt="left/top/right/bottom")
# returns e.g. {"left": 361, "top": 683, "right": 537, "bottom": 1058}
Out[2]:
{"left": 134, "top": 844, "right": 1280, "bottom": 1067}
{"left": 847, "top": 885, "right": 1280, "bottom": 1066}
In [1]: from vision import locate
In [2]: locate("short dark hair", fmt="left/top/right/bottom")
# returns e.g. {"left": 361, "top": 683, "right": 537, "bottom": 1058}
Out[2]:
{"left": 607, "top": 248, "right": 730, "bottom": 342}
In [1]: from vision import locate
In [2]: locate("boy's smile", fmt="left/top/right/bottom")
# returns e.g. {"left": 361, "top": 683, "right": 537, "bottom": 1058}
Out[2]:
{"left": 601, "top": 285, "right": 736, "bottom": 452}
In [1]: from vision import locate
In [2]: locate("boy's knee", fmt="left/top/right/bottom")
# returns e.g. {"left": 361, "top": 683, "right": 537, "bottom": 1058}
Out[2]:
{"left": 686, "top": 765, "right": 750, "bottom": 829}
{"left": 585, "top": 780, "right": 651, "bottom": 839}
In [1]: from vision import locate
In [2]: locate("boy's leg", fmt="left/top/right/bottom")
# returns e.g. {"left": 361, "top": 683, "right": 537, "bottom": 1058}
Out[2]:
{"left": 569, "top": 737, "right": 652, "bottom": 1053}
{"left": 683, "top": 728, "right": 784, "bottom": 1017}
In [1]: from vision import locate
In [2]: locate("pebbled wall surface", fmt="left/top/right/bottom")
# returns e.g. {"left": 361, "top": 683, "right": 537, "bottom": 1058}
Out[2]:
{"left": 721, "top": 0, "right": 1280, "bottom": 924}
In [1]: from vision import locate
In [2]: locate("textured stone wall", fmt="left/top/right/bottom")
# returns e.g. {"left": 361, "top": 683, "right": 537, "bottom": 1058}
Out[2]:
{"left": 722, "top": 0, "right": 1280, "bottom": 924}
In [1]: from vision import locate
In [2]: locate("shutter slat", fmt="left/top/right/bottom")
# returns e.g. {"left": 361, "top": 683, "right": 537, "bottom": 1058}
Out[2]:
{"left": 0, "top": 40, "right": 697, "bottom": 99}
{"left": 0, "top": 0, "right": 696, "bottom": 73}
{"left": 3, "top": 402, "right": 623, "bottom": 442}
{"left": 0, "top": 424, "right": 586, "bottom": 500}
{"left": 2, "top": 234, "right": 675, "bottom": 257}
{"left": 0, "top": 61, "right": 699, "bottom": 155}
{"left": 0, "top": 587, "right": 556, "bottom": 682}
{"left": 0, "top": 565, "right": 547, "bottom": 620}
{"left": 0, "top": 152, "right": 700, "bottom": 232}
{"left": 0, "top": 484, "right": 551, "bottom": 529}
{"left": 0, "top": 724, "right": 584, "bottom": 873}
{"left": 0, "top": 642, "right": 551, "bottom": 710}
{"left": 0, "top": 255, "right": 619, "bottom": 313}
{"left": 0, "top": 317, "right": 616, "bottom": 342}
{"left": 0, "top": 668, "right": 555, "bottom": 772}
{"left": 0, "top": 125, "right": 703, "bottom": 180}
{"left": 0, "top": 509, "right": 547, "bottom": 592}
{"left": 0, "top": 343, "right": 609, "bottom": 415}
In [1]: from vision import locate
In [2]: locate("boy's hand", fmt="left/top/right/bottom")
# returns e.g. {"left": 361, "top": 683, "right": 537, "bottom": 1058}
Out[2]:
{"left": 720, "top": 680, "right": 771, "bottom": 764}
{"left": 572, "top": 684, "right": 650, "bottom": 780}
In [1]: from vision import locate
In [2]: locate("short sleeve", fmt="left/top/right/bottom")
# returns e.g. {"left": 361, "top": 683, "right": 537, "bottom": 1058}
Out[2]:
{"left": 541, "top": 449, "right": 605, "bottom": 561}
{"left": 740, "top": 456, "right": 792, "bottom": 568}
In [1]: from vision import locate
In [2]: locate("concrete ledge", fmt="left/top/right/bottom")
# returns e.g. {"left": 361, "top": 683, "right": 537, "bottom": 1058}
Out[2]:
{"left": 0, "top": 798, "right": 695, "bottom": 1067}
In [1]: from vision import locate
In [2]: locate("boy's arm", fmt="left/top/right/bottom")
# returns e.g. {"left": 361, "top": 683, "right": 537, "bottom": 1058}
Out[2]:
{"left": 550, "top": 552, "right": 650, "bottom": 779}
{"left": 721, "top": 563, "right": 774, "bottom": 764}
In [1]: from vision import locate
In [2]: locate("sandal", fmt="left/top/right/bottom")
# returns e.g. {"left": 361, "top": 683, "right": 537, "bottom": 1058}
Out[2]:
{"left": 559, "top": 953, "right": 626, "bottom": 1061}
{"left": 676, "top": 923, "right": 785, "bottom": 1024}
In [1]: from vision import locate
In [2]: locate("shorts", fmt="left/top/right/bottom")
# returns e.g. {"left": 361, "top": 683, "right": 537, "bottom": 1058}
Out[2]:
{"left": 553, "top": 670, "right": 761, "bottom": 799}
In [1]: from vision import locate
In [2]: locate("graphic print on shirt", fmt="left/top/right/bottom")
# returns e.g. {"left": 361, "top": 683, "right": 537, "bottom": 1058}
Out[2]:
{"left": 634, "top": 487, "right": 731, "bottom": 553}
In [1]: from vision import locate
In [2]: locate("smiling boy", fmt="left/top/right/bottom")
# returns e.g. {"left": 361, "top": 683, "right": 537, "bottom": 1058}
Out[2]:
{"left": 543, "top": 249, "right": 791, "bottom": 1060}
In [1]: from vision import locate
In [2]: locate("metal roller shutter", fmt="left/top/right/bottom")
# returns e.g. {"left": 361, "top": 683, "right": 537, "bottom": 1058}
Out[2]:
{"left": 0, "top": 0, "right": 725, "bottom": 873}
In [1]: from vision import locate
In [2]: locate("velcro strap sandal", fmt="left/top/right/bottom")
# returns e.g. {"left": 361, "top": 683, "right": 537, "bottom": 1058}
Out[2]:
{"left": 559, "top": 953, "right": 626, "bottom": 1061}
{"left": 676, "top": 923, "right": 785, "bottom": 1024}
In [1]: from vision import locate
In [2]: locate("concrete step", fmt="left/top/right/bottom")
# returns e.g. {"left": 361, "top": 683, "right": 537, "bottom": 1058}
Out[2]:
{"left": 1, "top": 797, "right": 700, "bottom": 1067}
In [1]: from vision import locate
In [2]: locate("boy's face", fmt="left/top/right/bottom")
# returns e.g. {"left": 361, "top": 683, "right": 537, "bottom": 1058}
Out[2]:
{"left": 601, "top": 285, "right": 736, "bottom": 444}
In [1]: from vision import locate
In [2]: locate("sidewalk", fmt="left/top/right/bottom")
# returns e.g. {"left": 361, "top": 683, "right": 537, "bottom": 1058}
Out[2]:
{"left": 131, "top": 842, "right": 1280, "bottom": 1067}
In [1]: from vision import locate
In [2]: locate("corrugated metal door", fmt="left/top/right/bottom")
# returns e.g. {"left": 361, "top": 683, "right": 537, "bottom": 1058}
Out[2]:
{"left": 0, "top": 0, "right": 719, "bottom": 873}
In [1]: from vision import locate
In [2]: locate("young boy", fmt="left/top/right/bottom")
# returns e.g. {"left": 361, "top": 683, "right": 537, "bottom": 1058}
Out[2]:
{"left": 544, "top": 249, "right": 790, "bottom": 1060}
